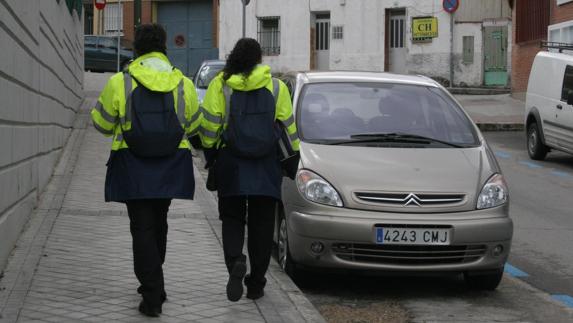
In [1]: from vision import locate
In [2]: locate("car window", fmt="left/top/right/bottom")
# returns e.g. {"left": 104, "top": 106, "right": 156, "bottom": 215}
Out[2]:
{"left": 297, "top": 82, "right": 478, "bottom": 147}
{"left": 284, "top": 77, "right": 295, "bottom": 99}
{"left": 196, "top": 64, "right": 224, "bottom": 89}
{"left": 85, "top": 36, "right": 97, "bottom": 48}
{"left": 561, "top": 65, "right": 573, "bottom": 102}
{"left": 99, "top": 38, "right": 117, "bottom": 49}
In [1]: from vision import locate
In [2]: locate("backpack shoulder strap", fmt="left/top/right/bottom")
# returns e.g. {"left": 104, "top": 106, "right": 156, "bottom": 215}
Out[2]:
{"left": 176, "top": 79, "right": 187, "bottom": 127}
{"left": 122, "top": 72, "right": 133, "bottom": 125}
{"left": 223, "top": 82, "right": 232, "bottom": 124}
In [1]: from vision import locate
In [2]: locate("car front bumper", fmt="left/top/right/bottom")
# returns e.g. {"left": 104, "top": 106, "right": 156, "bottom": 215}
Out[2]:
{"left": 285, "top": 204, "right": 513, "bottom": 272}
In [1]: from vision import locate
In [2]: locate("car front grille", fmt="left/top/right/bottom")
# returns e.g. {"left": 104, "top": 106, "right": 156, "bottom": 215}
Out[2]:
{"left": 354, "top": 192, "right": 466, "bottom": 207}
{"left": 332, "top": 243, "right": 487, "bottom": 266}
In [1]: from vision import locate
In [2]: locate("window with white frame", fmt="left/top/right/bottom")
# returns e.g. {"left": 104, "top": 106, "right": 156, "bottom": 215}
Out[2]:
{"left": 104, "top": 3, "right": 123, "bottom": 36}
{"left": 548, "top": 20, "right": 573, "bottom": 48}
{"left": 332, "top": 26, "right": 344, "bottom": 40}
{"left": 258, "top": 17, "right": 281, "bottom": 56}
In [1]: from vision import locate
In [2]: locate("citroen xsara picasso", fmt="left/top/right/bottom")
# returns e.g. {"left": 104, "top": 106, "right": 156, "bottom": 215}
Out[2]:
{"left": 275, "top": 72, "right": 513, "bottom": 290}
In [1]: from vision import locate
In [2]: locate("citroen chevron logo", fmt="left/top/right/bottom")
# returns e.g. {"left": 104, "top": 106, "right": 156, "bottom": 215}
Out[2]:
{"left": 403, "top": 193, "right": 422, "bottom": 207}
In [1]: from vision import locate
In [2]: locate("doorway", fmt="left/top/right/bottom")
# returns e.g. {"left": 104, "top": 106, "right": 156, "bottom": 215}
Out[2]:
{"left": 483, "top": 26, "right": 508, "bottom": 86}
{"left": 157, "top": 0, "right": 218, "bottom": 76}
{"left": 388, "top": 9, "right": 406, "bottom": 74}
{"left": 314, "top": 13, "right": 330, "bottom": 70}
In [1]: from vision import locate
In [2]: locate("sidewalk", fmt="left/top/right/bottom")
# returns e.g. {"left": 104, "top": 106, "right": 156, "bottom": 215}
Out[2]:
{"left": 454, "top": 94, "right": 525, "bottom": 131}
{"left": 0, "top": 94, "right": 325, "bottom": 322}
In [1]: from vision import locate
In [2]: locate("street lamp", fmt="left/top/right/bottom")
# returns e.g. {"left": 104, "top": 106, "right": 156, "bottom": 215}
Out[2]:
{"left": 117, "top": 0, "right": 122, "bottom": 72}
{"left": 241, "top": 0, "right": 250, "bottom": 38}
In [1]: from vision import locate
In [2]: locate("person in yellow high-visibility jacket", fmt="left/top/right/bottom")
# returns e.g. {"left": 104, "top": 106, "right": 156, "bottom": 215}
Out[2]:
{"left": 199, "top": 38, "right": 299, "bottom": 302}
{"left": 91, "top": 24, "right": 201, "bottom": 317}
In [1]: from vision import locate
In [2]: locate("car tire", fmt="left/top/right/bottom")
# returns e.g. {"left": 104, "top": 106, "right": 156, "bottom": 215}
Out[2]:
{"left": 276, "top": 209, "right": 305, "bottom": 283}
{"left": 527, "top": 122, "right": 548, "bottom": 160}
{"left": 464, "top": 268, "right": 504, "bottom": 291}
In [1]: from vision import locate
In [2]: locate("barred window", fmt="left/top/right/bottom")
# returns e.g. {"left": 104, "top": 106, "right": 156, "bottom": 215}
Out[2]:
{"left": 332, "top": 26, "right": 344, "bottom": 40}
{"left": 258, "top": 17, "right": 281, "bottom": 56}
{"left": 104, "top": 3, "right": 123, "bottom": 36}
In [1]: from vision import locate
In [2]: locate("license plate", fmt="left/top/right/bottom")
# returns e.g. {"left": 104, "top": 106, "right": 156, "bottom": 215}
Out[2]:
{"left": 375, "top": 227, "right": 451, "bottom": 245}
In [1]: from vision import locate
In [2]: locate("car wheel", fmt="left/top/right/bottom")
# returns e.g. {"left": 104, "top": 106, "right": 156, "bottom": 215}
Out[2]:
{"left": 277, "top": 212, "right": 306, "bottom": 282}
{"left": 464, "top": 268, "right": 504, "bottom": 291}
{"left": 527, "top": 122, "right": 548, "bottom": 160}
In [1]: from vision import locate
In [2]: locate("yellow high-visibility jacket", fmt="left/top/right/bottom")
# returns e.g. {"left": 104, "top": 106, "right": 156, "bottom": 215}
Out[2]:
{"left": 199, "top": 65, "right": 300, "bottom": 152}
{"left": 90, "top": 52, "right": 201, "bottom": 202}
{"left": 91, "top": 52, "right": 201, "bottom": 151}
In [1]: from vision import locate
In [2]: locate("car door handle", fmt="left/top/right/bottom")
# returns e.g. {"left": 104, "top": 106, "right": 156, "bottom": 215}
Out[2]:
{"left": 557, "top": 104, "right": 563, "bottom": 110}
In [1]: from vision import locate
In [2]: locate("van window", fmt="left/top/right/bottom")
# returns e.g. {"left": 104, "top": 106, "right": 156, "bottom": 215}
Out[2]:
{"left": 561, "top": 65, "right": 573, "bottom": 102}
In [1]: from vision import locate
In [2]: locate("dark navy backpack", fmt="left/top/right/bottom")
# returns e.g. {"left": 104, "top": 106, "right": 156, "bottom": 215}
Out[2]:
{"left": 120, "top": 73, "right": 187, "bottom": 157}
{"left": 222, "top": 79, "right": 281, "bottom": 159}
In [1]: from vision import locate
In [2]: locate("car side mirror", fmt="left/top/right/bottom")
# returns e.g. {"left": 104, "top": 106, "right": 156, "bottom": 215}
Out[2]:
{"left": 568, "top": 91, "right": 573, "bottom": 106}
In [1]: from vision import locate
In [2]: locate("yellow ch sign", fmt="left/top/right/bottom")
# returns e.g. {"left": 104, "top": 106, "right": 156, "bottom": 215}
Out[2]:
{"left": 412, "top": 17, "right": 438, "bottom": 38}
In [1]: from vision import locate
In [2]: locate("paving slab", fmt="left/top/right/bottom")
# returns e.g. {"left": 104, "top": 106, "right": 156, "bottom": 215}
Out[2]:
{"left": 0, "top": 91, "right": 324, "bottom": 322}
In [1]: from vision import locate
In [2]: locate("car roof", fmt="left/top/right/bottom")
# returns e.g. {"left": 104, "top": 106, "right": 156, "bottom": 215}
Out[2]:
{"left": 297, "top": 71, "right": 440, "bottom": 87}
{"left": 202, "top": 60, "right": 225, "bottom": 65}
{"left": 535, "top": 50, "right": 573, "bottom": 63}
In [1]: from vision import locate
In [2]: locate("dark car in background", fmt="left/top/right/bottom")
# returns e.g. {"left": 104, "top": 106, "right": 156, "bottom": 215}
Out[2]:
{"left": 85, "top": 35, "right": 133, "bottom": 72}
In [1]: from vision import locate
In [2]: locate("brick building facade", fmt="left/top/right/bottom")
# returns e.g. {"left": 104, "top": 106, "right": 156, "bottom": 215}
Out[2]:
{"left": 512, "top": 0, "right": 573, "bottom": 98}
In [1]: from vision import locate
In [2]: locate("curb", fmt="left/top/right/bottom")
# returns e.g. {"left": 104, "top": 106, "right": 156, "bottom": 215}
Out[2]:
{"left": 476, "top": 123, "right": 524, "bottom": 132}
{"left": 193, "top": 153, "right": 326, "bottom": 323}
{"left": 448, "top": 87, "right": 511, "bottom": 95}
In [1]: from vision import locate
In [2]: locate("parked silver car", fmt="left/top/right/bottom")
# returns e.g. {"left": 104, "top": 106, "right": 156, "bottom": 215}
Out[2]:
{"left": 275, "top": 72, "right": 513, "bottom": 290}
{"left": 193, "top": 60, "right": 225, "bottom": 104}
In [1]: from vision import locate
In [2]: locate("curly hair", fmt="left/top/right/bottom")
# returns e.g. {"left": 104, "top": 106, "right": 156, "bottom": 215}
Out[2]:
{"left": 223, "top": 38, "right": 263, "bottom": 80}
{"left": 133, "top": 24, "right": 167, "bottom": 57}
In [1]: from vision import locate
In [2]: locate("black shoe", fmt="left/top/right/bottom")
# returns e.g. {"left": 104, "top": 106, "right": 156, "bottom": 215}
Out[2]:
{"left": 227, "top": 258, "right": 247, "bottom": 302}
{"left": 244, "top": 274, "right": 265, "bottom": 300}
{"left": 138, "top": 300, "right": 161, "bottom": 317}
{"left": 246, "top": 288, "right": 264, "bottom": 300}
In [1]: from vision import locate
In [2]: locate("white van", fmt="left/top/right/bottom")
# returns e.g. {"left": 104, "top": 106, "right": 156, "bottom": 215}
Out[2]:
{"left": 526, "top": 51, "right": 573, "bottom": 160}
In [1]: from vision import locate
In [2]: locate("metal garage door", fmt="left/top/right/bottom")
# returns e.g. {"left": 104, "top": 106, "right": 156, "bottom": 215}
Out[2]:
{"left": 158, "top": 1, "right": 218, "bottom": 76}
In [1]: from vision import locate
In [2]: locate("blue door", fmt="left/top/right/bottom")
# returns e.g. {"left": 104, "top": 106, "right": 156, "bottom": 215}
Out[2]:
{"left": 158, "top": 1, "right": 219, "bottom": 76}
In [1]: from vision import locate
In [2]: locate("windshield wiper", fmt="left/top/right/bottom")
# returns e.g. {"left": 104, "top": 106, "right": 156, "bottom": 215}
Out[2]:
{"left": 328, "top": 132, "right": 465, "bottom": 148}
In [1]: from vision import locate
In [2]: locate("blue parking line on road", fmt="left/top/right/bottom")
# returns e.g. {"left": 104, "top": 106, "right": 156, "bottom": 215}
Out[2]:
{"left": 552, "top": 295, "right": 573, "bottom": 308}
{"left": 504, "top": 263, "right": 529, "bottom": 277}
{"left": 518, "top": 161, "right": 543, "bottom": 169}
{"left": 550, "top": 170, "right": 572, "bottom": 178}
{"left": 495, "top": 151, "right": 511, "bottom": 159}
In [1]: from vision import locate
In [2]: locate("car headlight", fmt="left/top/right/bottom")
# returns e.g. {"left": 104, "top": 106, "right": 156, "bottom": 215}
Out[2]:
{"left": 296, "top": 169, "right": 343, "bottom": 207}
{"left": 477, "top": 174, "right": 508, "bottom": 209}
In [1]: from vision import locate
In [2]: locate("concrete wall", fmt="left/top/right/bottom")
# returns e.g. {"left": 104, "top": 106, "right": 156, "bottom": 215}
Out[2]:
{"left": 0, "top": 0, "right": 84, "bottom": 269}
{"left": 219, "top": 0, "right": 511, "bottom": 87}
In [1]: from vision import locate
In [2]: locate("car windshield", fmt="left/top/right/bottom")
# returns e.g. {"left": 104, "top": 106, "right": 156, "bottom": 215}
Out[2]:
{"left": 297, "top": 82, "right": 479, "bottom": 147}
{"left": 196, "top": 64, "right": 224, "bottom": 89}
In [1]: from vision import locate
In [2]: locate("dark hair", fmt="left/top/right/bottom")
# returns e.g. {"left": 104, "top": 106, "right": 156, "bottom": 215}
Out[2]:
{"left": 133, "top": 23, "right": 167, "bottom": 57}
{"left": 223, "top": 38, "right": 263, "bottom": 80}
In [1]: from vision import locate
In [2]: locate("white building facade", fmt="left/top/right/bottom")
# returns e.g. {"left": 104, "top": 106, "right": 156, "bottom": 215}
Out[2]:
{"left": 219, "top": 0, "right": 512, "bottom": 87}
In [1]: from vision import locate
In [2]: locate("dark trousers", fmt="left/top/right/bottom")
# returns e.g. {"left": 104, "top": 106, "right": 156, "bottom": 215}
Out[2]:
{"left": 219, "top": 196, "right": 277, "bottom": 290}
{"left": 126, "top": 199, "right": 171, "bottom": 306}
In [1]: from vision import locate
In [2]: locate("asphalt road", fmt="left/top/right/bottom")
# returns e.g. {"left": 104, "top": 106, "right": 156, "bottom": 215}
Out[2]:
{"left": 297, "top": 131, "right": 573, "bottom": 323}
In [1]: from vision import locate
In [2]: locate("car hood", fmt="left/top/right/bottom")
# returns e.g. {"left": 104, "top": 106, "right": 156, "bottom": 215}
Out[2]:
{"left": 298, "top": 142, "right": 499, "bottom": 213}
